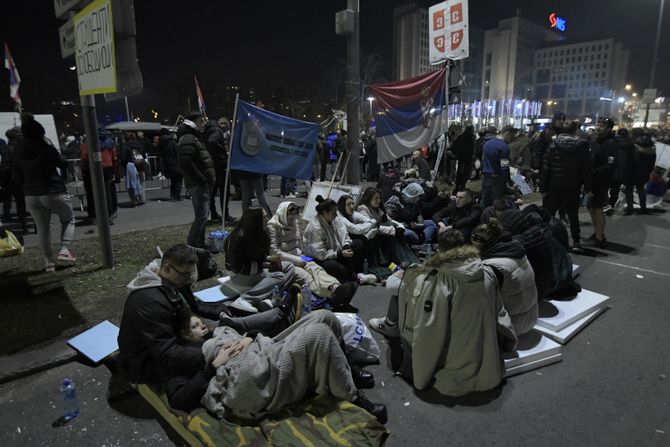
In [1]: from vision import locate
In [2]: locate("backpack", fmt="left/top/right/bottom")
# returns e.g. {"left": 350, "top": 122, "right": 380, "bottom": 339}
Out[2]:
{"left": 542, "top": 225, "right": 581, "bottom": 299}
{"left": 187, "top": 245, "right": 219, "bottom": 280}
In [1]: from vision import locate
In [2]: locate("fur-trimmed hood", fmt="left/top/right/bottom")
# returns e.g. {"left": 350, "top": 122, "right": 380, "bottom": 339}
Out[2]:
{"left": 424, "top": 245, "right": 482, "bottom": 281}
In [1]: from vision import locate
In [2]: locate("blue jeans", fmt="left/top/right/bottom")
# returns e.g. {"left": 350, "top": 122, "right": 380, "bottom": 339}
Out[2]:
{"left": 403, "top": 219, "right": 437, "bottom": 244}
{"left": 187, "top": 184, "right": 210, "bottom": 248}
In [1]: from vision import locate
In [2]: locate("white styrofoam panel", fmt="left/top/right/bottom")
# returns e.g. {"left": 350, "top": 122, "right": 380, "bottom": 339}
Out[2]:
{"left": 534, "top": 307, "right": 606, "bottom": 345}
{"left": 503, "top": 333, "right": 563, "bottom": 369}
{"left": 536, "top": 289, "right": 610, "bottom": 332}
{"left": 505, "top": 353, "right": 562, "bottom": 378}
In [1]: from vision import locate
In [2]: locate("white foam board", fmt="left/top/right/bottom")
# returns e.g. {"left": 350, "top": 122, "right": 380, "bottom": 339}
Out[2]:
{"left": 572, "top": 264, "right": 579, "bottom": 272}
{"left": 536, "top": 289, "right": 610, "bottom": 332}
{"left": 505, "top": 353, "right": 562, "bottom": 378}
{"left": 67, "top": 320, "right": 119, "bottom": 363}
{"left": 503, "top": 333, "right": 562, "bottom": 369}
{"left": 534, "top": 307, "right": 606, "bottom": 345}
{"left": 193, "top": 285, "right": 234, "bottom": 303}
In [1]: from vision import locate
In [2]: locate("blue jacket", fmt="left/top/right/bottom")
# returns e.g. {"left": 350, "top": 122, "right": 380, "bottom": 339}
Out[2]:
{"left": 482, "top": 136, "right": 510, "bottom": 176}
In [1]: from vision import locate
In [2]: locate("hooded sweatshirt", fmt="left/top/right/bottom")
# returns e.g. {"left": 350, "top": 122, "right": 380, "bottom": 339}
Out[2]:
{"left": 117, "top": 259, "right": 205, "bottom": 384}
{"left": 539, "top": 133, "right": 592, "bottom": 194}
{"left": 267, "top": 202, "right": 304, "bottom": 265}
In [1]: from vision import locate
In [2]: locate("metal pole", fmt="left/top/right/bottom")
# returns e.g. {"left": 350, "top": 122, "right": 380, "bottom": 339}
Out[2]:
{"left": 80, "top": 94, "right": 114, "bottom": 268}
{"left": 345, "top": 0, "right": 361, "bottom": 185}
{"left": 124, "top": 96, "right": 130, "bottom": 121}
{"left": 222, "top": 93, "right": 239, "bottom": 229}
{"left": 644, "top": 0, "right": 665, "bottom": 127}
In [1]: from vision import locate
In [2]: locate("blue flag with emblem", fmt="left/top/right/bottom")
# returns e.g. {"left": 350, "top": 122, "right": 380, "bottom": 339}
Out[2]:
{"left": 229, "top": 100, "right": 320, "bottom": 180}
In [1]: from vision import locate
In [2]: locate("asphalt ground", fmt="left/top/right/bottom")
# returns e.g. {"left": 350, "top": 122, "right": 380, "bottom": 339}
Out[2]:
{"left": 1, "top": 182, "right": 668, "bottom": 446}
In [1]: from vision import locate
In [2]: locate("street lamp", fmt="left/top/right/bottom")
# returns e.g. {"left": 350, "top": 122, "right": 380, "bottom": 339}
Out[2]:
{"left": 366, "top": 96, "right": 375, "bottom": 115}
{"left": 625, "top": 84, "right": 632, "bottom": 91}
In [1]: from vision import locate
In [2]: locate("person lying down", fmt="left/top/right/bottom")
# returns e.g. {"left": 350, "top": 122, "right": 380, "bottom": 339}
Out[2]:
{"left": 167, "top": 310, "right": 388, "bottom": 423}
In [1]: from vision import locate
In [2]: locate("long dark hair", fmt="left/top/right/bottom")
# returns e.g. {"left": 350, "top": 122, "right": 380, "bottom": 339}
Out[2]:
{"left": 227, "top": 207, "right": 270, "bottom": 257}
{"left": 337, "top": 195, "right": 354, "bottom": 222}
{"left": 471, "top": 218, "right": 503, "bottom": 246}
{"left": 356, "top": 187, "right": 386, "bottom": 220}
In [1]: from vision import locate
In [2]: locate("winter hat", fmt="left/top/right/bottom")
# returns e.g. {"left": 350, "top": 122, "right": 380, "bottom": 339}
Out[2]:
{"left": 21, "top": 117, "right": 45, "bottom": 141}
{"left": 402, "top": 182, "right": 425, "bottom": 203}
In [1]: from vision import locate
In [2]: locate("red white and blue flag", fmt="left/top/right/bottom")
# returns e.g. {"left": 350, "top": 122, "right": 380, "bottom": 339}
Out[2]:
{"left": 370, "top": 68, "right": 447, "bottom": 163}
{"left": 194, "top": 75, "right": 206, "bottom": 115}
{"left": 4, "top": 43, "right": 21, "bottom": 109}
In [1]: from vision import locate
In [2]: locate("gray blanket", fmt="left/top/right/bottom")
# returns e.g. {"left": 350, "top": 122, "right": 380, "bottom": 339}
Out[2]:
{"left": 202, "top": 310, "right": 357, "bottom": 420}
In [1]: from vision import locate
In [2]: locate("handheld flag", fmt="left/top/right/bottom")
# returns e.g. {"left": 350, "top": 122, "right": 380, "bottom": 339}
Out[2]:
{"left": 370, "top": 67, "right": 448, "bottom": 163}
{"left": 4, "top": 43, "right": 21, "bottom": 109}
{"left": 194, "top": 75, "right": 206, "bottom": 115}
{"left": 229, "top": 100, "right": 319, "bottom": 180}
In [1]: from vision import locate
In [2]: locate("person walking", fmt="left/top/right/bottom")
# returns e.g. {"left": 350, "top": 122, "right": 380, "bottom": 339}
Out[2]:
{"left": 13, "top": 114, "right": 76, "bottom": 272}
{"left": 586, "top": 118, "right": 617, "bottom": 247}
{"left": 177, "top": 112, "right": 216, "bottom": 250}
{"left": 629, "top": 128, "right": 657, "bottom": 214}
{"left": 480, "top": 126, "right": 512, "bottom": 208}
{"left": 2, "top": 127, "right": 28, "bottom": 232}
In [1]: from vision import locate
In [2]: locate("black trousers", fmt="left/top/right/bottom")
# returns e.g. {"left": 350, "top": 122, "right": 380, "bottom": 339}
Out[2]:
{"left": 544, "top": 190, "right": 581, "bottom": 245}
{"left": 209, "top": 164, "right": 231, "bottom": 219}
{"left": 2, "top": 182, "right": 27, "bottom": 226}
{"left": 455, "top": 159, "right": 472, "bottom": 192}
{"left": 317, "top": 239, "right": 364, "bottom": 282}
{"left": 169, "top": 174, "right": 183, "bottom": 200}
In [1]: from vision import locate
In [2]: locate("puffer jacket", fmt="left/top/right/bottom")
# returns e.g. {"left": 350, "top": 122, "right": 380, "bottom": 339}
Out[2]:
{"left": 612, "top": 134, "right": 636, "bottom": 185}
{"left": 336, "top": 211, "right": 377, "bottom": 239}
{"left": 397, "top": 245, "right": 517, "bottom": 397}
{"left": 267, "top": 201, "right": 304, "bottom": 265}
{"left": 539, "top": 134, "right": 592, "bottom": 193}
{"left": 177, "top": 122, "right": 215, "bottom": 188}
{"left": 480, "top": 233, "right": 538, "bottom": 335}
{"left": 356, "top": 204, "right": 404, "bottom": 237}
{"left": 509, "top": 134, "right": 532, "bottom": 171}
{"left": 633, "top": 136, "right": 656, "bottom": 186}
{"left": 590, "top": 133, "right": 617, "bottom": 185}
{"left": 303, "top": 215, "right": 351, "bottom": 261}
{"left": 202, "top": 121, "right": 227, "bottom": 167}
{"left": 157, "top": 134, "right": 182, "bottom": 177}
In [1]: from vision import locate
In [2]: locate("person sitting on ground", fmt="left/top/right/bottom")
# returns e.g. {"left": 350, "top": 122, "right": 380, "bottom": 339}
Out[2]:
{"left": 482, "top": 200, "right": 553, "bottom": 301}
{"left": 405, "top": 150, "right": 431, "bottom": 180}
{"left": 384, "top": 182, "right": 437, "bottom": 247}
{"left": 336, "top": 194, "right": 383, "bottom": 280}
{"left": 471, "top": 218, "right": 538, "bottom": 335}
{"left": 368, "top": 228, "right": 517, "bottom": 397}
{"left": 117, "top": 244, "right": 302, "bottom": 392}
{"left": 432, "top": 189, "right": 482, "bottom": 242}
{"left": 356, "top": 187, "right": 419, "bottom": 270}
{"left": 267, "top": 201, "right": 358, "bottom": 309}
{"left": 303, "top": 195, "right": 375, "bottom": 285}
{"left": 224, "top": 208, "right": 295, "bottom": 313}
{"left": 164, "top": 311, "right": 387, "bottom": 425}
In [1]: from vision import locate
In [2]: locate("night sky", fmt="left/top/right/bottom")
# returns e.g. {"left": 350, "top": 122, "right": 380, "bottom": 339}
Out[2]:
{"left": 1, "top": 0, "right": 668, "bottom": 128}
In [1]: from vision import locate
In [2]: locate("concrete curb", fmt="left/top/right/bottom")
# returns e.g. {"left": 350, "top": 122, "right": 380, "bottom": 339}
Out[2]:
{"left": 0, "top": 338, "right": 77, "bottom": 385}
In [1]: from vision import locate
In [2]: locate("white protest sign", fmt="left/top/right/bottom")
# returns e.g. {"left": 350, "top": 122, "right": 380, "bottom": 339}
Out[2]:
{"left": 429, "top": 0, "right": 469, "bottom": 64}
{"left": 74, "top": 0, "right": 117, "bottom": 95}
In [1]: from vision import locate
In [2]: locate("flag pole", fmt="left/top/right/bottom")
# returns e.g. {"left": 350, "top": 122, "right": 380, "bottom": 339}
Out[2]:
{"left": 222, "top": 93, "right": 240, "bottom": 230}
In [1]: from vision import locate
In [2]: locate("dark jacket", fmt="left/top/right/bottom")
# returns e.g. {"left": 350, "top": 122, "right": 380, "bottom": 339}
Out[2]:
{"left": 612, "top": 134, "right": 636, "bottom": 185}
{"left": 120, "top": 139, "right": 144, "bottom": 166}
{"left": 539, "top": 134, "right": 592, "bottom": 193}
{"left": 482, "top": 136, "right": 510, "bottom": 176}
{"left": 177, "top": 123, "right": 216, "bottom": 188}
{"left": 432, "top": 199, "right": 482, "bottom": 232}
{"left": 590, "top": 133, "right": 617, "bottom": 185}
{"left": 157, "top": 134, "right": 182, "bottom": 177}
{"left": 412, "top": 156, "right": 431, "bottom": 180}
{"left": 531, "top": 127, "right": 556, "bottom": 170}
{"left": 117, "top": 263, "right": 225, "bottom": 385}
{"left": 633, "top": 135, "right": 656, "bottom": 186}
{"left": 202, "top": 121, "right": 228, "bottom": 167}
{"left": 454, "top": 130, "right": 476, "bottom": 163}
{"left": 13, "top": 121, "right": 67, "bottom": 196}
{"left": 223, "top": 229, "right": 270, "bottom": 276}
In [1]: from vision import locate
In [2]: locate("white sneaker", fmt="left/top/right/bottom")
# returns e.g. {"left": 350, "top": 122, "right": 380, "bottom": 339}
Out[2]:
{"left": 368, "top": 317, "right": 400, "bottom": 338}
{"left": 228, "top": 297, "right": 258, "bottom": 314}
{"left": 358, "top": 273, "right": 377, "bottom": 285}
{"left": 57, "top": 248, "right": 76, "bottom": 262}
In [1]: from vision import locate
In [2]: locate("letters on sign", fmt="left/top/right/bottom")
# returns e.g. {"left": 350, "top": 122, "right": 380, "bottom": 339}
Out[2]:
{"left": 451, "top": 29, "right": 463, "bottom": 50}
{"left": 549, "top": 12, "right": 566, "bottom": 32}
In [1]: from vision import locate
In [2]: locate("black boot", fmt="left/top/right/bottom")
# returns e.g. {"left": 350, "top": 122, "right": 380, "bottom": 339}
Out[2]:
{"left": 351, "top": 365, "right": 375, "bottom": 389}
{"left": 353, "top": 390, "right": 387, "bottom": 424}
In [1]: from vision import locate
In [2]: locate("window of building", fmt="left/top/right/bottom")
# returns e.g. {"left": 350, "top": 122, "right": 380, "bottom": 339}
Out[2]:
{"left": 598, "top": 44, "right": 603, "bottom": 51}
{"left": 603, "top": 62, "right": 607, "bottom": 69}
{"left": 485, "top": 52, "right": 492, "bottom": 66}
{"left": 537, "top": 69, "right": 550, "bottom": 83}
{"left": 596, "top": 62, "right": 600, "bottom": 69}
{"left": 579, "top": 47, "right": 583, "bottom": 54}
{"left": 552, "top": 84, "right": 567, "bottom": 97}
{"left": 590, "top": 55, "right": 595, "bottom": 61}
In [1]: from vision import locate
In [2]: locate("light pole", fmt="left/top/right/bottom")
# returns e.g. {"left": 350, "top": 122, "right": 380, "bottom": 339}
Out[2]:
{"left": 366, "top": 96, "right": 375, "bottom": 124}
{"left": 644, "top": 0, "right": 665, "bottom": 127}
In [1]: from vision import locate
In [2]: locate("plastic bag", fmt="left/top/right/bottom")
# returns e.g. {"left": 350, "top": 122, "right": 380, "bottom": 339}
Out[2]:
{"left": 0, "top": 229, "right": 24, "bottom": 257}
{"left": 335, "top": 313, "right": 381, "bottom": 365}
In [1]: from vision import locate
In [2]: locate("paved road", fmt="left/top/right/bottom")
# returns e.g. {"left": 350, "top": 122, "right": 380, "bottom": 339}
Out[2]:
{"left": 1, "top": 192, "right": 669, "bottom": 446}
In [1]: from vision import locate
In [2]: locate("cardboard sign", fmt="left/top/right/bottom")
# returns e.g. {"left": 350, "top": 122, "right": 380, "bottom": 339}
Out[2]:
{"left": 74, "top": 0, "right": 117, "bottom": 95}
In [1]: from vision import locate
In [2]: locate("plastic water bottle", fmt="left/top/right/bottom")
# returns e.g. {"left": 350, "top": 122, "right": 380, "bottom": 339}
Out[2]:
{"left": 60, "top": 378, "right": 80, "bottom": 421}
{"left": 363, "top": 258, "right": 369, "bottom": 273}
{"left": 301, "top": 283, "right": 312, "bottom": 315}
{"left": 423, "top": 242, "right": 432, "bottom": 258}
{"left": 271, "top": 285, "right": 281, "bottom": 307}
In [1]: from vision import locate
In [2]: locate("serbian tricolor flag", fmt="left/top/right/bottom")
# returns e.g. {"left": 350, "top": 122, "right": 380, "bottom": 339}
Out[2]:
{"left": 194, "top": 75, "right": 206, "bottom": 114}
{"left": 370, "top": 68, "right": 447, "bottom": 163}
{"left": 4, "top": 43, "right": 21, "bottom": 109}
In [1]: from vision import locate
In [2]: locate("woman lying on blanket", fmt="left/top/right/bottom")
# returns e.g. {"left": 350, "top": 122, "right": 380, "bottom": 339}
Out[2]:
{"left": 166, "top": 311, "right": 387, "bottom": 424}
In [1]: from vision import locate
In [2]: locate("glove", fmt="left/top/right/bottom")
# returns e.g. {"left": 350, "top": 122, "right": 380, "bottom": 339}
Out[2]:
{"left": 395, "top": 227, "right": 405, "bottom": 238}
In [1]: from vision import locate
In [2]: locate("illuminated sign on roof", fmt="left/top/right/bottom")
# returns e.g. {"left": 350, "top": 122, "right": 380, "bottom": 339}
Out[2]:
{"left": 549, "top": 13, "right": 566, "bottom": 32}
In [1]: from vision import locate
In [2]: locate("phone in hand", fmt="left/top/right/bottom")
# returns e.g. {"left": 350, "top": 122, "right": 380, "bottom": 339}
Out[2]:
{"left": 300, "top": 255, "right": 313, "bottom": 262}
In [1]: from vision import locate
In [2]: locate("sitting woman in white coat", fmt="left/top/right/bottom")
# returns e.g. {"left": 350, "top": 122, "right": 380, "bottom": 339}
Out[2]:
{"left": 303, "top": 196, "right": 375, "bottom": 285}
{"left": 471, "top": 218, "right": 538, "bottom": 336}
{"left": 266, "top": 201, "right": 358, "bottom": 309}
